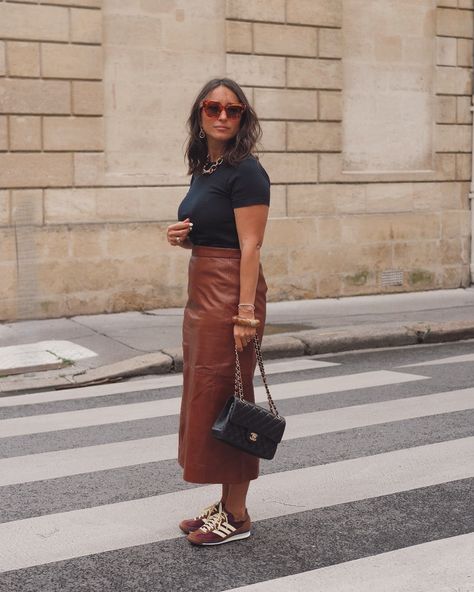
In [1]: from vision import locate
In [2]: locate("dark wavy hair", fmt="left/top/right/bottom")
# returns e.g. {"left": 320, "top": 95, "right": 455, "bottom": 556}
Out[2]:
{"left": 185, "top": 78, "right": 262, "bottom": 175}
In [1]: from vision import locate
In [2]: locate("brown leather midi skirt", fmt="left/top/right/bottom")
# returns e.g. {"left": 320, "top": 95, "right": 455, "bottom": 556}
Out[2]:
{"left": 178, "top": 245, "right": 268, "bottom": 484}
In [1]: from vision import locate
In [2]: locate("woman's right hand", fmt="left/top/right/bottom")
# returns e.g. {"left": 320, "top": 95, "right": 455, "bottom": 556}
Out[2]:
{"left": 167, "top": 218, "right": 193, "bottom": 247}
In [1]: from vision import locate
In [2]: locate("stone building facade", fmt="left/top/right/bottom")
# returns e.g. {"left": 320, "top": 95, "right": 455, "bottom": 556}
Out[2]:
{"left": 0, "top": 0, "right": 472, "bottom": 321}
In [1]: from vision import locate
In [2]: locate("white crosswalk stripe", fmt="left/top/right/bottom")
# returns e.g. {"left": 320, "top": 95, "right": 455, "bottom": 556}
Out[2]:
{"left": 1, "top": 350, "right": 473, "bottom": 589}
{"left": 2, "top": 387, "right": 474, "bottom": 486}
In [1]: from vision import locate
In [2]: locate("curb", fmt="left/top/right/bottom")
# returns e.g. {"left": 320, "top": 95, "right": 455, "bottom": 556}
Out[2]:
{"left": 1, "top": 319, "right": 474, "bottom": 396}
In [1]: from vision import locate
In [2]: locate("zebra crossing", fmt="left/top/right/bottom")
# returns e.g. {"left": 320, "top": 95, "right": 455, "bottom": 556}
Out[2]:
{"left": 0, "top": 344, "right": 473, "bottom": 590}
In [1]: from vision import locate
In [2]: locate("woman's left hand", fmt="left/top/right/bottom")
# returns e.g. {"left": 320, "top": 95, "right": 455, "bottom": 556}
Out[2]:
{"left": 234, "top": 323, "right": 256, "bottom": 353}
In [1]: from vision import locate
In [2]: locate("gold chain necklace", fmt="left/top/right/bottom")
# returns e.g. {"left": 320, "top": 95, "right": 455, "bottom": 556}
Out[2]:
{"left": 202, "top": 155, "right": 224, "bottom": 175}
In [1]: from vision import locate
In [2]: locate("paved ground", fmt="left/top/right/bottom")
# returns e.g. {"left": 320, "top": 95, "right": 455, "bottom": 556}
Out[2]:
{"left": 1, "top": 287, "right": 474, "bottom": 395}
{"left": 0, "top": 340, "right": 473, "bottom": 590}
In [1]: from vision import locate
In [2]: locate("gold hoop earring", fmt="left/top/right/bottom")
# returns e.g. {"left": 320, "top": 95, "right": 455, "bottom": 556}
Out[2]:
{"left": 199, "top": 127, "right": 205, "bottom": 139}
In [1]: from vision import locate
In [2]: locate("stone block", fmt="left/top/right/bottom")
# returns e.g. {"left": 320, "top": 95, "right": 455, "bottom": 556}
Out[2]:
{"left": 457, "top": 38, "right": 473, "bottom": 67}
{"left": 11, "top": 189, "right": 43, "bottom": 226}
{"left": 10, "top": 116, "right": 42, "bottom": 151}
{"left": 0, "top": 153, "right": 73, "bottom": 188}
{"left": 435, "top": 124, "right": 471, "bottom": 152}
{"left": 319, "top": 90, "right": 342, "bottom": 120}
{"left": 0, "top": 191, "right": 9, "bottom": 226}
{"left": 226, "top": 20, "right": 252, "bottom": 53}
{"left": 412, "top": 182, "right": 443, "bottom": 210}
{"left": 436, "top": 36, "right": 457, "bottom": 66}
{"left": 456, "top": 153, "right": 471, "bottom": 180}
{"left": 437, "top": 7, "right": 474, "bottom": 38}
{"left": 435, "top": 152, "right": 457, "bottom": 180}
{"left": 260, "top": 121, "right": 286, "bottom": 151}
{"left": 0, "top": 228, "right": 17, "bottom": 262}
{"left": 226, "top": 0, "right": 285, "bottom": 22}
{"left": 104, "top": 14, "right": 162, "bottom": 48}
{"left": 226, "top": 54, "right": 286, "bottom": 87}
{"left": 441, "top": 210, "right": 468, "bottom": 239}
{"left": 44, "top": 186, "right": 189, "bottom": 224}
{"left": 261, "top": 247, "right": 288, "bottom": 276}
{"left": 74, "top": 152, "right": 106, "bottom": 186}
{"left": 394, "top": 240, "right": 440, "bottom": 270}
{"left": 436, "top": 66, "right": 472, "bottom": 95}
{"left": 268, "top": 184, "right": 286, "bottom": 217}
{"left": 253, "top": 23, "right": 317, "bottom": 57}
{"left": 42, "top": 43, "right": 102, "bottom": 79}
{"left": 436, "top": 95, "right": 457, "bottom": 123}
{"left": 365, "top": 183, "right": 413, "bottom": 212}
{"left": 319, "top": 27, "right": 342, "bottom": 58}
{"left": 456, "top": 97, "right": 472, "bottom": 124}
{"left": 71, "top": 7, "right": 103, "bottom": 43}
{"left": 441, "top": 238, "right": 464, "bottom": 265}
{"left": 458, "top": 0, "right": 474, "bottom": 7}
{"left": 0, "top": 42, "right": 5, "bottom": 76}
{"left": 0, "top": 79, "right": 70, "bottom": 114}
{"left": 254, "top": 88, "right": 317, "bottom": 120}
{"left": 0, "top": 3, "right": 68, "bottom": 42}
{"left": 287, "top": 184, "right": 337, "bottom": 216}
{"left": 287, "top": 57, "right": 342, "bottom": 89}
{"left": 0, "top": 116, "right": 7, "bottom": 150}
{"left": 6, "top": 41, "right": 40, "bottom": 77}
{"left": 43, "top": 116, "right": 104, "bottom": 151}
{"left": 437, "top": 0, "right": 458, "bottom": 6}
{"left": 316, "top": 216, "right": 341, "bottom": 243}
{"left": 259, "top": 152, "right": 318, "bottom": 183}
{"left": 287, "top": 121, "right": 341, "bottom": 151}
{"left": 72, "top": 81, "right": 104, "bottom": 115}
{"left": 286, "top": 0, "right": 342, "bottom": 27}
{"left": 44, "top": 0, "right": 102, "bottom": 6}
{"left": 264, "top": 217, "right": 315, "bottom": 249}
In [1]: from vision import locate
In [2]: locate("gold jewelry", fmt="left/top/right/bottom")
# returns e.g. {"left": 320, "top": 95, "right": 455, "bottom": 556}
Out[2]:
{"left": 232, "top": 315, "right": 260, "bottom": 328}
{"left": 202, "top": 155, "right": 224, "bottom": 175}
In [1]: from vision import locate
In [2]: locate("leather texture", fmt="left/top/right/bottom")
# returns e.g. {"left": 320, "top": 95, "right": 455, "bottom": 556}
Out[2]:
{"left": 178, "top": 245, "right": 268, "bottom": 484}
{"left": 212, "top": 396, "right": 286, "bottom": 460}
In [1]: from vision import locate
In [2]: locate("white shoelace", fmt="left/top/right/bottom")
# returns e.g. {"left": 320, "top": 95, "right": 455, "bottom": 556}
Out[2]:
{"left": 199, "top": 510, "right": 228, "bottom": 533}
{"left": 195, "top": 501, "right": 222, "bottom": 520}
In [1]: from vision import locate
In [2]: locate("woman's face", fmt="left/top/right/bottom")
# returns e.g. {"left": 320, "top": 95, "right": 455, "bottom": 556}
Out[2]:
{"left": 200, "top": 85, "right": 243, "bottom": 146}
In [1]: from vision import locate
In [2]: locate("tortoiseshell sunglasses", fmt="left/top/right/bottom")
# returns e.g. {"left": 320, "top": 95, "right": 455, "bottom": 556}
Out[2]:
{"left": 200, "top": 99, "right": 246, "bottom": 120}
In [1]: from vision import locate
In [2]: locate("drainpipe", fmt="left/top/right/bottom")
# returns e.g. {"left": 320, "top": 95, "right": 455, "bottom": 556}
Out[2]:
{"left": 470, "top": 27, "right": 474, "bottom": 284}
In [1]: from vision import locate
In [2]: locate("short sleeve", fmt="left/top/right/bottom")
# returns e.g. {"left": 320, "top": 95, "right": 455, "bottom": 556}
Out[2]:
{"left": 229, "top": 156, "right": 270, "bottom": 209}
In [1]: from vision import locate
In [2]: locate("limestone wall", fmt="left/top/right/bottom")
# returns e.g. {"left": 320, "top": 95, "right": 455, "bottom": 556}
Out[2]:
{"left": 0, "top": 0, "right": 472, "bottom": 320}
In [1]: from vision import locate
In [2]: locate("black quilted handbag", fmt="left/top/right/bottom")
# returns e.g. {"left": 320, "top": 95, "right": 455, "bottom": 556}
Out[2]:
{"left": 211, "top": 335, "right": 285, "bottom": 460}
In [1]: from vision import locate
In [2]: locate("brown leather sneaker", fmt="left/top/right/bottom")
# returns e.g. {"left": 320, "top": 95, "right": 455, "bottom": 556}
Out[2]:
{"left": 178, "top": 500, "right": 223, "bottom": 534}
{"left": 186, "top": 507, "right": 251, "bottom": 545}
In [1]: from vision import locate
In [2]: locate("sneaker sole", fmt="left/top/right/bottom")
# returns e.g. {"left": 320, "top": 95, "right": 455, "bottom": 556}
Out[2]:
{"left": 191, "top": 530, "right": 251, "bottom": 546}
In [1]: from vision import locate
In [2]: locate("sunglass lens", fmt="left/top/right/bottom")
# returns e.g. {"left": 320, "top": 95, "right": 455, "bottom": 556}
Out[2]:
{"left": 204, "top": 102, "right": 221, "bottom": 118}
{"left": 226, "top": 106, "right": 244, "bottom": 119}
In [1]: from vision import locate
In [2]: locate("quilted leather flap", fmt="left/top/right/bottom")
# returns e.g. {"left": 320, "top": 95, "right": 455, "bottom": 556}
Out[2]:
{"left": 229, "top": 397, "right": 286, "bottom": 443}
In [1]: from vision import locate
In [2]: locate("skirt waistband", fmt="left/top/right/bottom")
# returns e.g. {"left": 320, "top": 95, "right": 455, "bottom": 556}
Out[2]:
{"left": 191, "top": 245, "right": 241, "bottom": 259}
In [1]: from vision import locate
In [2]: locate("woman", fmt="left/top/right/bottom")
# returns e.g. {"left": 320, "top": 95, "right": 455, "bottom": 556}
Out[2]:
{"left": 166, "top": 78, "right": 270, "bottom": 546}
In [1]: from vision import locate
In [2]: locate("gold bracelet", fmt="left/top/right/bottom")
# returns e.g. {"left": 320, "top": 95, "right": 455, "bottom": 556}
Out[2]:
{"left": 232, "top": 315, "right": 260, "bottom": 328}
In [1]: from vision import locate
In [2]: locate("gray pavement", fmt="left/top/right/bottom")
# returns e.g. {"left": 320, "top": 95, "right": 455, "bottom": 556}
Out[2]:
{"left": 0, "top": 287, "right": 473, "bottom": 394}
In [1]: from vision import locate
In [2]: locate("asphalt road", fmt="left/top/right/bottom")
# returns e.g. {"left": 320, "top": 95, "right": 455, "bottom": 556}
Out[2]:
{"left": 0, "top": 339, "right": 473, "bottom": 591}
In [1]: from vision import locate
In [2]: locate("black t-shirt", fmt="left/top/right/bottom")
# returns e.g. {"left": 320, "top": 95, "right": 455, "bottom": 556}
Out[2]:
{"left": 177, "top": 155, "right": 270, "bottom": 249}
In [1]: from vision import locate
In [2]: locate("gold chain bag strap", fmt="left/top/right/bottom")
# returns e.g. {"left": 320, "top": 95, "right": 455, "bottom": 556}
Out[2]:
{"left": 211, "top": 335, "right": 286, "bottom": 460}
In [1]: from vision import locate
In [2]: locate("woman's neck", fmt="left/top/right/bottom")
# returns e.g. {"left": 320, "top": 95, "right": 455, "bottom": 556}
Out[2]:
{"left": 207, "top": 138, "right": 227, "bottom": 162}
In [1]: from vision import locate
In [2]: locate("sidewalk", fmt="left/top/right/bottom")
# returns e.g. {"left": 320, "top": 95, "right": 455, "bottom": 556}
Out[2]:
{"left": 1, "top": 287, "right": 474, "bottom": 395}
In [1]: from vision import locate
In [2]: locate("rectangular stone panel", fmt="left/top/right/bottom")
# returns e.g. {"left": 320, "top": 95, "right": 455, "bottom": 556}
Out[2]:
{"left": 286, "top": 0, "right": 342, "bottom": 27}
{"left": 342, "top": 0, "right": 436, "bottom": 172}
{"left": 0, "top": 153, "right": 73, "bottom": 188}
{"left": 253, "top": 24, "right": 317, "bottom": 57}
{"left": 226, "top": 0, "right": 285, "bottom": 23}
{"left": 254, "top": 88, "right": 318, "bottom": 120}
{"left": 0, "top": 3, "right": 68, "bottom": 41}
{"left": 0, "top": 79, "right": 70, "bottom": 114}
